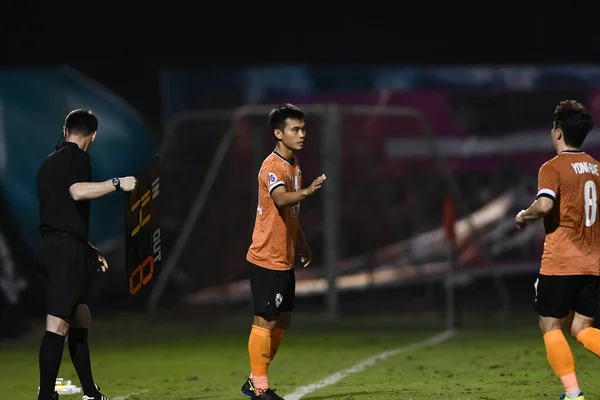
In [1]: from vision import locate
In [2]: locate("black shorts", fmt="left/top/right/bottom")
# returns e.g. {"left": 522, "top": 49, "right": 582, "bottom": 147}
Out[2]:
{"left": 35, "top": 233, "right": 97, "bottom": 319}
{"left": 534, "top": 274, "right": 600, "bottom": 318}
{"left": 248, "top": 261, "right": 295, "bottom": 317}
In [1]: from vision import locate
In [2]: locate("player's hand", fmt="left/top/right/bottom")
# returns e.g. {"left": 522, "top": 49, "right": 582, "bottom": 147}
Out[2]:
{"left": 119, "top": 176, "right": 138, "bottom": 192}
{"left": 515, "top": 210, "right": 527, "bottom": 230}
{"left": 97, "top": 252, "right": 109, "bottom": 272}
{"left": 305, "top": 174, "right": 326, "bottom": 196}
{"left": 299, "top": 241, "right": 312, "bottom": 268}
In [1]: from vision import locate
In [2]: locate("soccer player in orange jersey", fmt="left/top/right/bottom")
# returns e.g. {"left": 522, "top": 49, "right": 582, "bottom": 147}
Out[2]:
{"left": 515, "top": 100, "right": 600, "bottom": 400}
{"left": 241, "top": 104, "right": 326, "bottom": 400}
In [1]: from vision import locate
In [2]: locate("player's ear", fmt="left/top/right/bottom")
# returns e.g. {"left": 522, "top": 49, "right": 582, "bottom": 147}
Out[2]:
{"left": 556, "top": 129, "right": 563, "bottom": 141}
{"left": 274, "top": 129, "right": 283, "bottom": 140}
{"left": 90, "top": 131, "right": 97, "bottom": 142}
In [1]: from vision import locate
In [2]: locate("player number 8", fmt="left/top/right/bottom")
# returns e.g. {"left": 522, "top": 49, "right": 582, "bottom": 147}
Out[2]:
{"left": 584, "top": 180, "right": 597, "bottom": 227}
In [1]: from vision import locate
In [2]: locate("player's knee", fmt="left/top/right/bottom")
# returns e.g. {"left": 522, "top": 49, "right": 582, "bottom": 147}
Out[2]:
{"left": 538, "top": 315, "right": 562, "bottom": 334}
{"left": 254, "top": 314, "right": 278, "bottom": 330}
{"left": 46, "top": 314, "right": 70, "bottom": 336}
{"left": 570, "top": 324, "right": 583, "bottom": 339}
{"left": 276, "top": 313, "right": 292, "bottom": 330}
{"left": 570, "top": 314, "right": 593, "bottom": 338}
{"left": 72, "top": 304, "right": 91, "bottom": 329}
{"left": 277, "top": 320, "right": 291, "bottom": 330}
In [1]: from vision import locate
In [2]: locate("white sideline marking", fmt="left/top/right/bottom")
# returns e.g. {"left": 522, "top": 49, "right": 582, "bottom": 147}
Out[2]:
{"left": 113, "top": 389, "right": 148, "bottom": 400}
{"left": 284, "top": 329, "right": 457, "bottom": 400}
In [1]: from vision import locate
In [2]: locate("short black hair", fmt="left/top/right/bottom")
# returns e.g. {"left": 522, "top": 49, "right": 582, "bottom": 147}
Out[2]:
{"left": 268, "top": 103, "right": 305, "bottom": 139}
{"left": 64, "top": 109, "right": 98, "bottom": 136}
{"left": 554, "top": 100, "right": 594, "bottom": 148}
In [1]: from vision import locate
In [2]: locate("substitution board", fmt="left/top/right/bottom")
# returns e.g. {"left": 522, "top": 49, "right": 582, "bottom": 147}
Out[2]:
{"left": 125, "top": 156, "right": 162, "bottom": 302}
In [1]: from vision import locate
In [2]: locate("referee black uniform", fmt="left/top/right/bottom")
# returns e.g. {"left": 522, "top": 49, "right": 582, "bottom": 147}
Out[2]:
{"left": 35, "top": 109, "right": 133, "bottom": 400}
{"left": 35, "top": 141, "right": 94, "bottom": 318}
{"left": 34, "top": 108, "right": 134, "bottom": 400}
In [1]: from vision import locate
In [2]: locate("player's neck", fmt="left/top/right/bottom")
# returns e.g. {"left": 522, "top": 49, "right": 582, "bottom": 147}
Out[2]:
{"left": 557, "top": 143, "right": 581, "bottom": 155}
{"left": 274, "top": 144, "right": 294, "bottom": 161}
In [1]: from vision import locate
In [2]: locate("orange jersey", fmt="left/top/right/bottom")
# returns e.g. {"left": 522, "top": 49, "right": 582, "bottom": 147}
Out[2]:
{"left": 247, "top": 152, "right": 302, "bottom": 271}
{"left": 538, "top": 151, "right": 600, "bottom": 276}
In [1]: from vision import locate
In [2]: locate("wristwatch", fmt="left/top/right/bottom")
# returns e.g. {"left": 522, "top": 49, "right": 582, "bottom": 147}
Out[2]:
{"left": 112, "top": 177, "right": 121, "bottom": 191}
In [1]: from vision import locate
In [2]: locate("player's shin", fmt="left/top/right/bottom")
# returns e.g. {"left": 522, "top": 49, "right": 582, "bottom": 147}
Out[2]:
{"left": 248, "top": 325, "right": 272, "bottom": 391}
{"left": 544, "top": 330, "right": 581, "bottom": 395}
{"left": 270, "top": 328, "right": 284, "bottom": 362}
{"left": 576, "top": 327, "right": 600, "bottom": 357}
{"left": 248, "top": 327, "right": 283, "bottom": 381}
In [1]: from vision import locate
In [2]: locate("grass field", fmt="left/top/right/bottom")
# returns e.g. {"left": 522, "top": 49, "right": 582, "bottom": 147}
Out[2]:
{"left": 3, "top": 314, "right": 600, "bottom": 399}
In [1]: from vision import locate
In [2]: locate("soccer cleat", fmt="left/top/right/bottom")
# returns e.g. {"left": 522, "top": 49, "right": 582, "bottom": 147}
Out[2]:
{"left": 241, "top": 378, "right": 255, "bottom": 396}
{"left": 242, "top": 378, "right": 280, "bottom": 398}
{"left": 251, "top": 388, "right": 284, "bottom": 400}
{"left": 82, "top": 394, "right": 109, "bottom": 400}
{"left": 82, "top": 384, "right": 110, "bottom": 400}
{"left": 559, "top": 393, "right": 584, "bottom": 400}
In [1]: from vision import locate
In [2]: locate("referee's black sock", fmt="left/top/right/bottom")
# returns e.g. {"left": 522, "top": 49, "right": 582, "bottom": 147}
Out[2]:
{"left": 38, "top": 331, "right": 65, "bottom": 398}
{"left": 68, "top": 328, "right": 98, "bottom": 396}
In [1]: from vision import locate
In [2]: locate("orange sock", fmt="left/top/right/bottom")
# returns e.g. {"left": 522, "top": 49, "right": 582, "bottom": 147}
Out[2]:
{"left": 249, "top": 328, "right": 285, "bottom": 379}
{"left": 577, "top": 327, "right": 600, "bottom": 358}
{"left": 544, "top": 330, "right": 579, "bottom": 393}
{"left": 248, "top": 325, "right": 271, "bottom": 391}
{"left": 270, "top": 328, "right": 284, "bottom": 362}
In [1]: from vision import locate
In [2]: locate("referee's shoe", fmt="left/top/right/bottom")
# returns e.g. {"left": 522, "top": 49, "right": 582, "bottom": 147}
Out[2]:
{"left": 82, "top": 384, "right": 110, "bottom": 400}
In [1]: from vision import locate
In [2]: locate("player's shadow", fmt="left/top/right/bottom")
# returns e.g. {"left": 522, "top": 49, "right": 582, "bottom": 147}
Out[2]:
{"left": 307, "top": 390, "right": 393, "bottom": 399}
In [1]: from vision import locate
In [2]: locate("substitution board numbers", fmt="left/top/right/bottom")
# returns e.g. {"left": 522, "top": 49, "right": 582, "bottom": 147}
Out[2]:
{"left": 125, "top": 156, "right": 162, "bottom": 296}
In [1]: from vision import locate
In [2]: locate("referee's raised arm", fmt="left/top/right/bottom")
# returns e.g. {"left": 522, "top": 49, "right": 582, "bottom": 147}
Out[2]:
{"left": 70, "top": 176, "right": 137, "bottom": 201}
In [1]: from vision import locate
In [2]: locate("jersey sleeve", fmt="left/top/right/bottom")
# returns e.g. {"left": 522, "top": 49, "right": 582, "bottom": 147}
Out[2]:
{"left": 537, "top": 161, "right": 559, "bottom": 201}
{"left": 260, "top": 162, "right": 287, "bottom": 194}
{"left": 67, "top": 151, "right": 91, "bottom": 187}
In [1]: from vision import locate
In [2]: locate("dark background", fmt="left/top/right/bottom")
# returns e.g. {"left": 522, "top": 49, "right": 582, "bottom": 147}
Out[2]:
{"left": 3, "top": 4, "right": 598, "bottom": 124}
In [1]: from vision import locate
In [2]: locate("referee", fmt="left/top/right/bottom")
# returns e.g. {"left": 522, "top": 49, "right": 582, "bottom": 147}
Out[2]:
{"left": 35, "top": 109, "right": 137, "bottom": 400}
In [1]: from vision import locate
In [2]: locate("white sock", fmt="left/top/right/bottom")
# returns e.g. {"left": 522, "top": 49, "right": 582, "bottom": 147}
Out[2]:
{"left": 567, "top": 390, "right": 582, "bottom": 399}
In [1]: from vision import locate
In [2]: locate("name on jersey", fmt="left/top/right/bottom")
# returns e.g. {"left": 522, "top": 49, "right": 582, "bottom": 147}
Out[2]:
{"left": 571, "top": 162, "right": 599, "bottom": 176}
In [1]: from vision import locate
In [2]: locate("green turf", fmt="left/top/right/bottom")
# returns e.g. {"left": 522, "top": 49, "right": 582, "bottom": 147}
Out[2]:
{"left": 2, "top": 316, "right": 600, "bottom": 399}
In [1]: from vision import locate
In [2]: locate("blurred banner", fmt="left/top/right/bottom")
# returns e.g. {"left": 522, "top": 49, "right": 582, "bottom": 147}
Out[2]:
{"left": 162, "top": 66, "right": 600, "bottom": 114}
{"left": 0, "top": 66, "right": 155, "bottom": 250}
